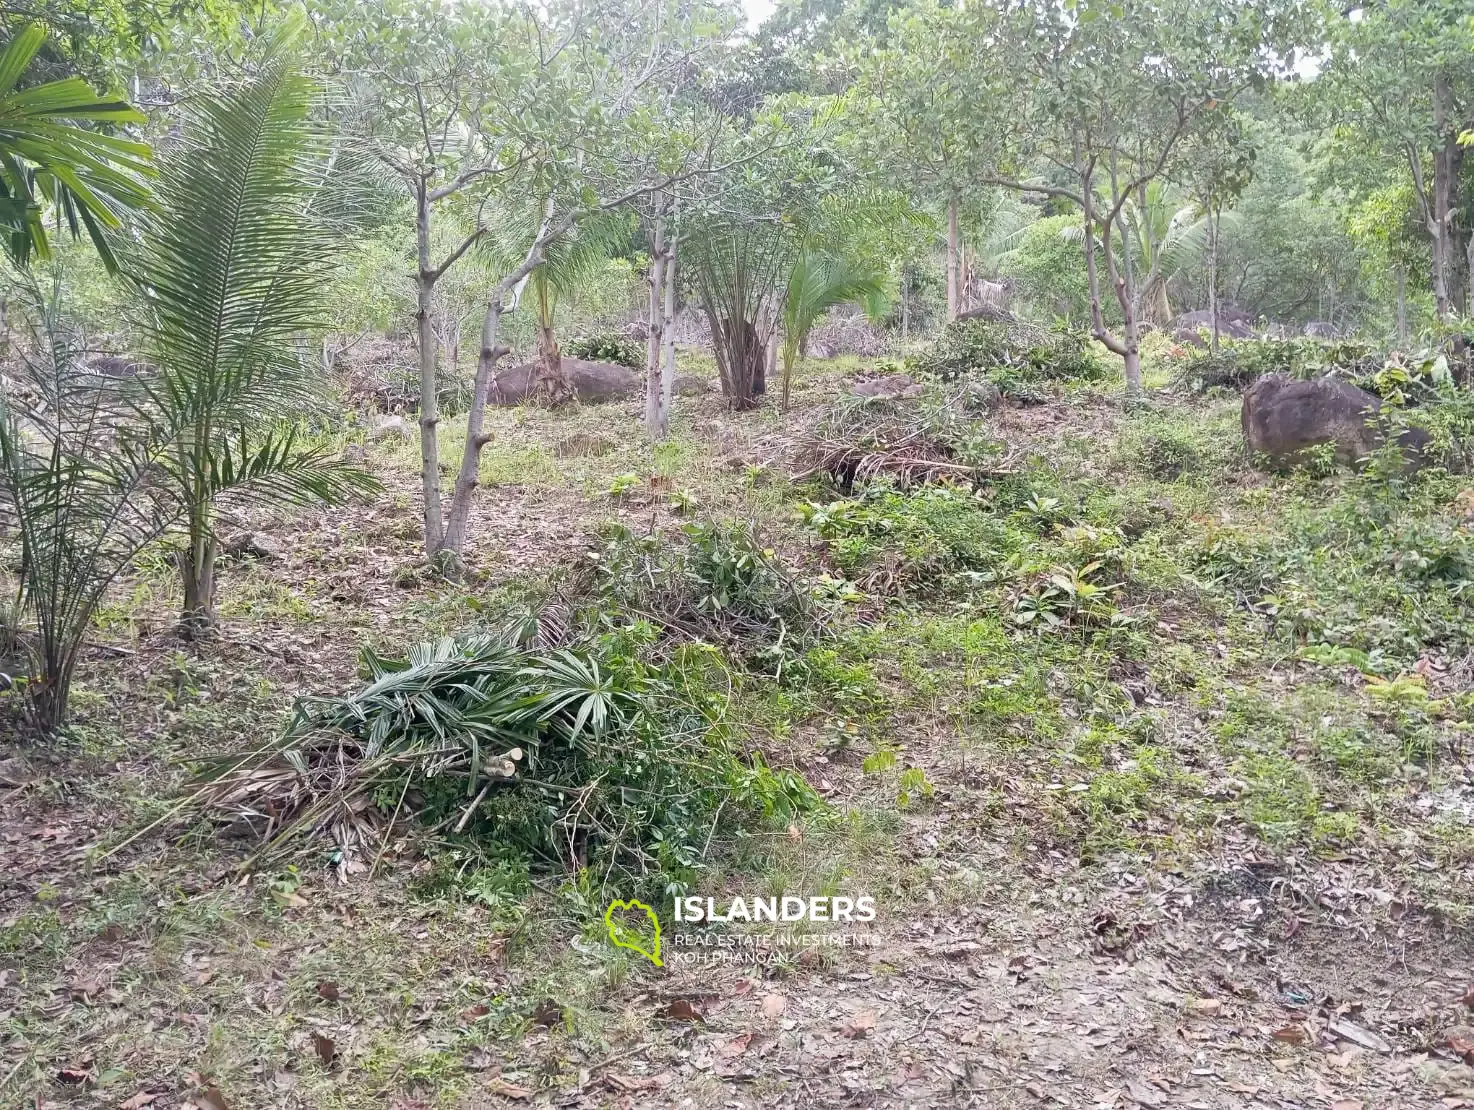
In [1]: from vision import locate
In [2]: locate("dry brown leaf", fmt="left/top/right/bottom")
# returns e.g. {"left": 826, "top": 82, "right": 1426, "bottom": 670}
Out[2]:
{"left": 271, "top": 888, "right": 308, "bottom": 910}
{"left": 760, "top": 993, "right": 787, "bottom": 1019}
{"left": 1448, "top": 1032, "right": 1474, "bottom": 1064}
{"left": 486, "top": 1077, "right": 533, "bottom": 1099}
{"left": 661, "top": 998, "right": 704, "bottom": 1022}
{"left": 1124, "top": 1078, "right": 1165, "bottom": 1107}
{"left": 605, "top": 1072, "right": 664, "bottom": 1092}
{"left": 839, "top": 1009, "right": 877, "bottom": 1039}
{"left": 716, "top": 1033, "right": 754, "bottom": 1059}
{"left": 311, "top": 1032, "right": 338, "bottom": 1067}
{"left": 189, "top": 1087, "right": 229, "bottom": 1110}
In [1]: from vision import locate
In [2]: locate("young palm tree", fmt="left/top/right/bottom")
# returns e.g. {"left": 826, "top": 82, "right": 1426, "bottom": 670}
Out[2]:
{"left": 484, "top": 207, "right": 632, "bottom": 403}
{"left": 129, "top": 20, "right": 377, "bottom": 634}
{"left": 0, "top": 277, "right": 182, "bottom": 733}
{"left": 0, "top": 23, "right": 153, "bottom": 272}
{"left": 779, "top": 247, "right": 888, "bottom": 411}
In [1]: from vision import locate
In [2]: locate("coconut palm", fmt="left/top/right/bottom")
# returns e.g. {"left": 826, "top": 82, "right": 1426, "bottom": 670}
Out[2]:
{"left": 0, "top": 23, "right": 153, "bottom": 272}
{"left": 1060, "top": 181, "right": 1217, "bottom": 325}
{"left": 481, "top": 206, "right": 633, "bottom": 403}
{"left": 128, "top": 19, "right": 378, "bottom": 634}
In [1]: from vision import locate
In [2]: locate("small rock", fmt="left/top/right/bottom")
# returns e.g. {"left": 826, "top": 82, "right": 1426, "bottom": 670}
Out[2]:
{"left": 221, "top": 532, "right": 283, "bottom": 561}
{"left": 368, "top": 414, "right": 413, "bottom": 442}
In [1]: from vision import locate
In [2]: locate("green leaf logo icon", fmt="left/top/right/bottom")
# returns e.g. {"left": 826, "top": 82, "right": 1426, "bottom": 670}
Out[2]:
{"left": 604, "top": 898, "right": 663, "bottom": 967}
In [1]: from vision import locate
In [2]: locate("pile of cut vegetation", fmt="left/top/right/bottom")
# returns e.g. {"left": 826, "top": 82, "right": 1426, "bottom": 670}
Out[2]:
{"left": 182, "top": 523, "right": 828, "bottom": 890}
{"left": 907, "top": 317, "right": 1106, "bottom": 401}
{"left": 790, "top": 394, "right": 1014, "bottom": 492}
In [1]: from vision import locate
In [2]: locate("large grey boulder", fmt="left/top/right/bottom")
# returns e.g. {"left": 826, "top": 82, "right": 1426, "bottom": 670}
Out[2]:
{"left": 1171, "top": 310, "right": 1254, "bottom": 339}
{"left": 852, "top": 373, "right": 922, "bottom": 400}
{"left": 488, "top": 358, "right": 640, "bottom": 405}
{"left": 1241, "top": 375, "right": 1428, "bottom": 470}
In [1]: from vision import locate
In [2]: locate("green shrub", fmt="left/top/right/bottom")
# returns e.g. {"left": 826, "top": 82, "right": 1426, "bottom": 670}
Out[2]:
{"left": 564, "top": 332, "right": 642, "bottom": 367}
{"left": 908, "top": 318, "right": 1105, "bottom": 389}
{"left": 589, "top": 519, "right": 822, "bottom": 665}
{"left": 1133, "top": 428, "right": 1202, "bottom": 480}
{"left": 799, "top": 484, "right": 1014, "bottom": 594}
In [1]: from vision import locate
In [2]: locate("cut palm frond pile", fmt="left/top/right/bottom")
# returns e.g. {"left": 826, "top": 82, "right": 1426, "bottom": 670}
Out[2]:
{"left": 187, "top": 631, "right": 646, "bottom": 875}
{"left": 790, "top": 396, "right": 1015, "bottom": 491}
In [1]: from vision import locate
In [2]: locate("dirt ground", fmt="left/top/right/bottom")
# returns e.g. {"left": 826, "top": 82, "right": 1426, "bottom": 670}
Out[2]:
{"left": 3, "top": 361, "right": 1473, "bottom": 1110}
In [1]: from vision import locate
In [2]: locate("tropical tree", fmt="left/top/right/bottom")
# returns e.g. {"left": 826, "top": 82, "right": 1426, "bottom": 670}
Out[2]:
{"left": 1173, "top": 110, "right": 1257, "bottom": 351}
{"left": 973, "top": 0, "right": 1304, "bottom": 393}
{"left": 1317, "top": 0, "right": 1474, "bottom": 319}
{"left": 127, "top": 20, "right": 377, "bottom": 634}
{"left": 0, "top": 23, "right": 153, "bottom": 272}
{"left": 0, "top": 277, "right": 180, "bottom": 733}
{"left": 480, "top": 206, "right": 634, "bottom": 403}
{"left": 841, "top": 0, "right": 1008, "bottom": 321}
{"left": 778, "top": 246, "right": 887, "bottom": 411}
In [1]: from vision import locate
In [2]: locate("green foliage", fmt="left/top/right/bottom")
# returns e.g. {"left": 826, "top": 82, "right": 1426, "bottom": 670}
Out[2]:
{"left": 563, "top": 332, "right": 642, "bottom": 367}
{"left": 998, "top": 214, "right": 1097, "bottom": 323}
{"left": 1012, "top": 561, "right": 1124, "bottom": 631}
{"left": 589, "top": 519, "right": 820, "bottom": 666}
{"left": 1189, "top": 465, "right": 1474, "bottom": 665}
{"left": 799, "top": 483, "right": 1012, "bottom": 595}
{"left": 0, "top": 278, "right": 182, "bottom": 732}
{"left": 1131, "top": 427, "right": 1202, "bottom": 480}
{"left": 780, "top": 244, "right": 890, "bottom": 408}
{"left": 192, "top": 626, "right": 821, "bottom": 893}
{"left": 0, "top": 23, "right": 153, "bottom": 272}
{"left": 127, "top": 21, "right": 378, "bottom": 628}
{"left": 1176, "top": 337, "right": 1383, "bottom": 393}
{"left": 908, "top": 319, "right": 1106, "bottom": 394}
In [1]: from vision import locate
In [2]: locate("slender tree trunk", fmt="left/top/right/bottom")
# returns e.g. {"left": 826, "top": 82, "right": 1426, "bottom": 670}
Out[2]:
{"left": 658, "top": 238, "right": 678, "bottom": 436}
{"left": 414, "top": 178, "right": 444, "bottom": 554}
{"left": 1396, "top": 266, "right": 1408, "bottom": 346}
{"left": 1466, "top": 234, "right": 1474, "bottom": 318}
{"left": 531, "top": 278, "right": 571, "bottom": 404}
{"left": 900, "top": 269, "right": 910, "bottom": 343}
{"left": 178, "top": 529, "right": 217, "bottom": 636}
{"left": 763, "top": 316, "right": 777, "bottom": 396}
{"left": 644, "top": 196, "right": 667, "bottom": 438}
{"left": 1431, "top": 76, "right": 1456, "bottom": 320}
{"left": 441, "top": 296, "right": 509, "bottom": 558}
{"left": 945, "top": 195, "right": 960, "bottom": 322}
{"left": 440, "top": 222, "right": 564, "bottom": 557}
{"left": 1208, "top": 207, "right": 1220, "bottom": 356}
